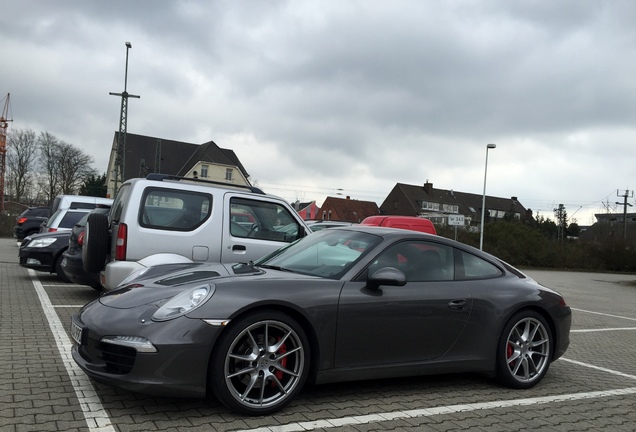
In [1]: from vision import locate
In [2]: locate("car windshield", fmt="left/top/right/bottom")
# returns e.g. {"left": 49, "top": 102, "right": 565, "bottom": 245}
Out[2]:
{"left": 257, "top": 229, "right": 382, "bottom": 279}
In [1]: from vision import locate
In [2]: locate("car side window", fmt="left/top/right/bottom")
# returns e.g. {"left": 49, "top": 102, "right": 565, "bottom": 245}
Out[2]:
{"left": 60, "top": 211, "right": 90, "bottom": 229}
{"left": 368, "top": 241, "right": 454, "bottom": 282}
{"left": 139, "top": 188, "right": 212, "bottom": 231}
{"left": 458, "top": 251, "right": 502, "bottom": 280}
{"left": 230, "top": 197, "right": 301, "bottom": 243}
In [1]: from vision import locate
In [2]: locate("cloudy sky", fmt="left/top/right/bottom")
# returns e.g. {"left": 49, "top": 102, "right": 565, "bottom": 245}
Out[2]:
{"left": 3, "top": 1, "right": 635, "bottom": 225}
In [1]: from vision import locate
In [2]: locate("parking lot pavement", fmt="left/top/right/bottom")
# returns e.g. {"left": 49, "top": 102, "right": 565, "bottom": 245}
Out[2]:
{"left": 1, "top": 236, "right": 635, "bottom": 431}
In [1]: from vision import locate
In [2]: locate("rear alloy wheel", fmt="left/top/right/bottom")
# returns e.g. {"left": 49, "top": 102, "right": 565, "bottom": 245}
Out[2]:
{"left": 210, "top": 310, "right": 310, "bottom": 416}
{"left": 82, "top": 212, "right": 110, "bottom": 273}
{"left": 496, "top": 310, "right": 552, "bottom": 389}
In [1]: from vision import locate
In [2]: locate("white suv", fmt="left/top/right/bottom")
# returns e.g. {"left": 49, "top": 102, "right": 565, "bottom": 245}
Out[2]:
{"left": 83, "top": 174, "right": 312, "bottom": 291}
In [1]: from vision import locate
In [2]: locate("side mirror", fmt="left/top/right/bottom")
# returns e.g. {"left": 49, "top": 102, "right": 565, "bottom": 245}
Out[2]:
{"left": 367, "top": 267, "right": 407, "bottom": 290}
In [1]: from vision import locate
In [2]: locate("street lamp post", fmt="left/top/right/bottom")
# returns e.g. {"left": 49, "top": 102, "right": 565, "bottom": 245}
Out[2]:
{"left": 479, "top": 143, "right": 496, "bottom": 250}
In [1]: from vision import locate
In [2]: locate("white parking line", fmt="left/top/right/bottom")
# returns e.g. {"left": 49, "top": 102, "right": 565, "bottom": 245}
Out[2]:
{"left": 572, "top": 327, "right": 636, "bottom": 333}
{"left": 30, "top": 277, "right": 634, "bottom": 432}
{"left": 561, "top": 357, "right": 636, "bottom": 380}
{"left": 236, "top": 387, "right": 636, "bottom": 432}
{"left": 234, "top": 354, "right": 636, "bottom": 432}
{"left": 571, "top": 307, "right": 636, "bottom": 321}
{"left": 29, "top": 269, "right": 115, "bottom": 432}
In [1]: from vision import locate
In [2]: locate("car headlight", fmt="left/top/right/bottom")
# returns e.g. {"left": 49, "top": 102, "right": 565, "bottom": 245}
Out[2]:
{"left": 28, "top": 237, "right": 58, "bottom": 248}
{"left": 152, "top": 284, "right": 214, "bottom": 321}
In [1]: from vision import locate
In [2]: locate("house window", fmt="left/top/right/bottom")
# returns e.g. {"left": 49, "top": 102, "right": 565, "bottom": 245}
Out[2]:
{"left": 225, "top": 168, "right": 233, "bottom": 181}
{"left": 442, "top": 204, "right": 459, "bottom": 214}
{"left": 201, "top": 165, "right": 209, "bottom": 178}
{"left": 421, "top": 201, "right": 440, "bottom": 211}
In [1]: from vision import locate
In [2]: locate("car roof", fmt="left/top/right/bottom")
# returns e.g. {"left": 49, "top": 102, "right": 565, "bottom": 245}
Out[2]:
{"left": 328, "top": 225, "right": 487, "bottom": 254}
{"left": 335, "top": 224, "right": 437, "bottom": 238}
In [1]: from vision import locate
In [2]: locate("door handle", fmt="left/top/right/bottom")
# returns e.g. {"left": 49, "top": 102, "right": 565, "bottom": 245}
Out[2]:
{"left": 448, "top": 299, "right": 468, "bottom": 311}
{"left": 232, "top": 244, "right": 246, "bottom": 252}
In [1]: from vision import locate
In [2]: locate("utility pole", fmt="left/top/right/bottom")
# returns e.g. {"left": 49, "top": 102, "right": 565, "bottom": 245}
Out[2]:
{"left": 553, "top": 203, "right": 567, "bottom": 242}
{"left": 109, "top": 42, "right": 140, "bottom": 197}
{"left": 0, "top": 93, "right": 12, "bottom": 214}
{"left": 615, "top": 189, "right": 633, "bottom": 241}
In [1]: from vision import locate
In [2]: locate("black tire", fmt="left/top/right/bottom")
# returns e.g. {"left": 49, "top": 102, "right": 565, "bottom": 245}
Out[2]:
{"left": 83, "top": 213, "right": 110, "bottom": 273}
{"left": 55, "top": 254, "right": 72, "bottom": 283}
{"left": 496, "top": 310, "right": 552, "bottom": 389}
{"left": 210, "top": 310, "right": 310, "bottom": 416}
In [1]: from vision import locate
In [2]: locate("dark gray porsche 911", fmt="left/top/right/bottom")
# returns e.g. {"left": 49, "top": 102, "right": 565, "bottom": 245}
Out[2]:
{"left": 71, "top": 226, "right": 571, "bottom": 416}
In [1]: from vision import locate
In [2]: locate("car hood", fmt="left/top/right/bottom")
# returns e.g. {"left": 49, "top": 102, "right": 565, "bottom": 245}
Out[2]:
{"left": 98, "top": 264, "right": 323, "bottom": 309}
{"left": 25, "top": 231, "right": 70, "bottom": 241}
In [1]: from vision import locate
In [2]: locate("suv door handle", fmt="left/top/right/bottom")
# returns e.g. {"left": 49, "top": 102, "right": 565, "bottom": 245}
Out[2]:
{"left": 232, "top": 244, "right": 246, "bottom": 252}
{"left": 448, "top": 299, "right": 468, "bottom": 311}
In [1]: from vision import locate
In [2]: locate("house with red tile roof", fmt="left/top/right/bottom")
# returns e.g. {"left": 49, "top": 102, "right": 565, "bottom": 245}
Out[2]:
{"left": 319, "top": 196, "right": 380, "bottom": 223}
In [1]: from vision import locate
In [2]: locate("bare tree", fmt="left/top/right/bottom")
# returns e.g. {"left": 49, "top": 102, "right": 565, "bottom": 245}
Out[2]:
{"left": 38, "top": 131, "right": 61, "bottom": 205}
{"left": 57, "top": 141, "right": 96, "bottom": 194}
{"left": 37, "top": 132, "right": 98, "bottom": 201}
{"left": 6, "top": 128, "right": 38, "bottom": 203}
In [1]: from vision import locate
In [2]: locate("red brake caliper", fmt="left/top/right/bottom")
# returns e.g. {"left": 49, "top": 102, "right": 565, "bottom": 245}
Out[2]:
{"left": 274, "top": 337, "right": 287, "bottom": 384}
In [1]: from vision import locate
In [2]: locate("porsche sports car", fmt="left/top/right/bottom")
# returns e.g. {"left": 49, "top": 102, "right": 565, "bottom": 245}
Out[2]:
{"left": 71, "top": 226, "right": 571, "bottom": 416}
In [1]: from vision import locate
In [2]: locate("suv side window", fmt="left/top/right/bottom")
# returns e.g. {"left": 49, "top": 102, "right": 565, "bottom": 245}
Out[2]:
{"left": 139, "top": 188, "right": 212, "bottom": 231}
{"left": 230, "top": 197, "right": 301, "bottom": 242}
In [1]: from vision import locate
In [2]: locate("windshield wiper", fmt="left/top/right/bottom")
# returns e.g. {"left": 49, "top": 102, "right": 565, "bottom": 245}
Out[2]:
{"left": 258, "top": 264, "right": 294, "bottom": 273}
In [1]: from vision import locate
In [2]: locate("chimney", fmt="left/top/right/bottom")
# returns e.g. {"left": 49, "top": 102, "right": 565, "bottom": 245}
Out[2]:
{"left": 423, "top": 181, "right": 433, "bottom": 195}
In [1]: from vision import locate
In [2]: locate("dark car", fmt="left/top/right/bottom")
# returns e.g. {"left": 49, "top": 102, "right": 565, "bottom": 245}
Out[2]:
{"left": 61, "top": 206, "right": 111, "bottom": 290}
{"left": 19, "top": 231, "right": 71, "bottom": 282}
{"left": 13, "top": 206, "right": 50, "bottom": 241}
{"left": 71, "top": 227, "right": 572, "bottom": 416}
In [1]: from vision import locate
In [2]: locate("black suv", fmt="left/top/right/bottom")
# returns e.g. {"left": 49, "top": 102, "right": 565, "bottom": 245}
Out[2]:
{"left": 14, "top": 207, "right": 50, "bottom": 241}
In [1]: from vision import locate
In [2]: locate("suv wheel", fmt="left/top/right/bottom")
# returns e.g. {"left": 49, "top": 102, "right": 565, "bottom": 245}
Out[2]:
{"left": 83, "top": 213, "right": 110, "bottom": 273}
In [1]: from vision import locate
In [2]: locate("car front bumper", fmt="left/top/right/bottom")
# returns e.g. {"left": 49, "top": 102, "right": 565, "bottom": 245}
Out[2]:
{"left": 71, "top": 300, "right": 224, "bottom": 398}
{"left": 18, "top": 248, "right": 56, "bottom": 272}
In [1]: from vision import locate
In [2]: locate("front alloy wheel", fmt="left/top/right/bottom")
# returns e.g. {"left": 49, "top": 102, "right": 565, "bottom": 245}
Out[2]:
{"left": 211, "top": 310, "right": 309, "bottom": 415}
{"left": 497, "top": 310, "right": 552, "bottom": 388}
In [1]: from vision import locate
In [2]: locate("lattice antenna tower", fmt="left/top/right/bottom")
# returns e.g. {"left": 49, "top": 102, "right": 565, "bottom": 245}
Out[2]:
{"left": 0, "top": 93, "right": 13, "bottom": 213}
{"left": 109, "top": 42, "right": 140, "bottom": 196}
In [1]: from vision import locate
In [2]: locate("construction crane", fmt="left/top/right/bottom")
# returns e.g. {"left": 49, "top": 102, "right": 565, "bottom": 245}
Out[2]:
{"left": 0, "top": 93, "right": 12, "bottom": 213}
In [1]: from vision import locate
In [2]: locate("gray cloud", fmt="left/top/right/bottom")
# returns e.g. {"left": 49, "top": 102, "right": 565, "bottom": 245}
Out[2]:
{"left": 2, "top": 0, "right": 635, "bottom": 225}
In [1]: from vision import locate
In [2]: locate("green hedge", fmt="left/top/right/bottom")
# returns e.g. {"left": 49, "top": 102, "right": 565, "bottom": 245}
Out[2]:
{"left": 437, "top": 221, "right": 636, "bottom": 273}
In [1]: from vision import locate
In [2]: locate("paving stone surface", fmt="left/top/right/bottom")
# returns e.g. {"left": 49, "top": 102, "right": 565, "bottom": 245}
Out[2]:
{"left": 1, "top": 237, "right": 635, "bottom": 431}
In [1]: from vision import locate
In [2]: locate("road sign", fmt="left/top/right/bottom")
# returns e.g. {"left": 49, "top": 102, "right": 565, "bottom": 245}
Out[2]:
{"left": 448, "top": 215, "right": 465, "bottom": 226}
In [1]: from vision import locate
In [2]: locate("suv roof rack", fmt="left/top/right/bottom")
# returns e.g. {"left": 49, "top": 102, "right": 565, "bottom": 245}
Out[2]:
{"left": 145, "top": 173, "right": 265, "bottom": 194}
